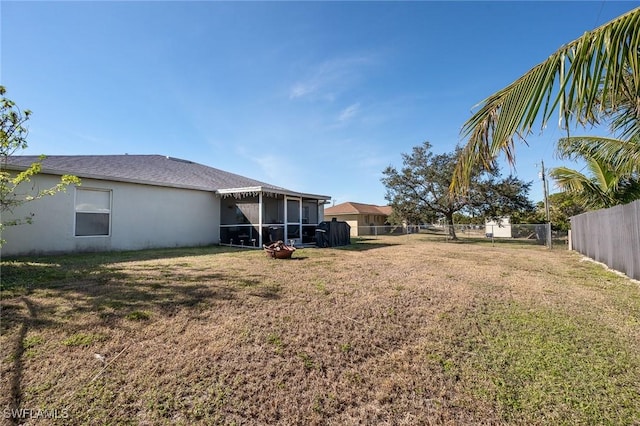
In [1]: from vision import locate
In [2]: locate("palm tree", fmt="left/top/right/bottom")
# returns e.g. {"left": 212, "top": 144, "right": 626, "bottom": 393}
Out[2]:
{"left": 550, "top": 135, "right": 640, "bottom": 209}
{"left": 556, "top": 135, "right": 640, "bottom": 176}
{"left": 550, "top": 155, "right": 640, "bottom": 211}
{"left": 451, "top": 7, "right": 640, "bottom": 193}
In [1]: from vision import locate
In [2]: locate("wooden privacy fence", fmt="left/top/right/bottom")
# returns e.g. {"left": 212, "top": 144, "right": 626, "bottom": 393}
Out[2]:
{"left": 570, "top": 200, "right": 640, "bottom": 281}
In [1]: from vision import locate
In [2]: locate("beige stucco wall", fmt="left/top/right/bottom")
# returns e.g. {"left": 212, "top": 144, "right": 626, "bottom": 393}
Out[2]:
{"left": 324, "top": 213, "right": 390, "bottom": 237}
{"left": 1, "top": 174, "right": 220, "bottom": 256}
{"left": 324, "top": 214, "right": 358, "bottom": 236}
{"left": 359, "top": 214, "right": 388, "bottom": 226}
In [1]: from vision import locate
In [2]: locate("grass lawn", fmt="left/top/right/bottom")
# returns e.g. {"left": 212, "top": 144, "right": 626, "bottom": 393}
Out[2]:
{"left": 1, "top": 234, "right": 639, "bottom": 425}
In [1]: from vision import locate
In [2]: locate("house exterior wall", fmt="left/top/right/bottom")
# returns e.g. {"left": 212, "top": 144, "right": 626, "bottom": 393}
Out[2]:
{"left": 357, "top": 214, "right": 389, "bottom": 236}
{"left": 345, "top": 219, "right": 359, "bottom": 237}
{"left": 1, "top": 174, "right": 220, "bottom": 256}
{"left": 323, "top": 213, "right": 388, "bottom": 237}
{"left": 485, "top": 217, "right": 512, "bottom": 238}
{"left": 323, "top": 214, "right": 359, "bottom": 236}
{"left": 362, "top": 214, "right": 388, "bottom": 226}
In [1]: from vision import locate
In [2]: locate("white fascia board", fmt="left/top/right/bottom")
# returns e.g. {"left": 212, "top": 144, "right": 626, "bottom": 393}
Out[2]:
{"left": 216, "top": 186, "right": 263, "bottom": 195}
{"left": 217, "top": 186, "right": 331, "bottom": 201}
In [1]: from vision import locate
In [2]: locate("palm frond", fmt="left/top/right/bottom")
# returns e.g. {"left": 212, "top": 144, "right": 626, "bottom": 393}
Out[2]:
{"left": 556, "top": 135, "right": 640, "bottom": 175}
{"left": 585, "top": 157, "right": 615, "bottom": 192}
{"left": 550, "top": 165, "right": 615, "bottom": 209}
{"left": 549, "top": 166, "right": 592, "bottom": 193}
{"left": 452, "top": 7, "right": 640, "bottom": 193}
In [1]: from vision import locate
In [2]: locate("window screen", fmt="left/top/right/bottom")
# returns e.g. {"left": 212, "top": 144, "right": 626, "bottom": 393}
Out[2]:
{"left": 75, "top": 189, "right": 111, "bottom": 236}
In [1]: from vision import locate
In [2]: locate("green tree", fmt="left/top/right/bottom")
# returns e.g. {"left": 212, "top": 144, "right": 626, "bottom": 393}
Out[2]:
{"left": 520, "top": 192, "right": 586, "bottom": 231}
{"left": 549, "top": 192, "right": 586, "bottom": 231}
{"left": 452, "top": 7, "right": 640, "bottom": 193}
{"left": 0, "top": 86, "right": 80, "bottom": 244}
{"left": 381, "top": 142, "right": 534, "bottom": 240}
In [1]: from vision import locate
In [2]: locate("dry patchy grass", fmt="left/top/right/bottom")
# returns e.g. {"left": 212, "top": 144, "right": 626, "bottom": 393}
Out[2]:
{"left": 1, "top": 235, "right": 639, "bottom": 425}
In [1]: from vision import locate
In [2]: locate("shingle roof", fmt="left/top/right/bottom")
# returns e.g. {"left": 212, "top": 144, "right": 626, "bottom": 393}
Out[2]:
{"left": 6, "top": 155, "right": 327, "bottom": 199}
{"left": 324, "top": 202, "right": 392, "bottom": 216}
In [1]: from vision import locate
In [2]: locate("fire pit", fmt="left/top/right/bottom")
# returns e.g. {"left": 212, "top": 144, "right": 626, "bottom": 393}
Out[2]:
{"left": 263, "top": 240, "right": 296, "bottom": 259}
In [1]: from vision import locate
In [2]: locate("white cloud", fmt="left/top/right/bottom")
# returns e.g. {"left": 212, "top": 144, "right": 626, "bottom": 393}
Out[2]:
{"left": 289, "top": 82, "right": 317, "bottom": 99}
{"left": 253, "top": 154, "right": 281, "bottom": 181}
{"left": 338, "top": 103, "right": 360, "bottom": 122}
{"left": 251, "top": 153, "right": 305, "bottom": 190}
{"left": 358, "top": 153, "right": 386, "bottom": 169}
{"left": 288, "top": 53, "right": 375, "bottom": 101}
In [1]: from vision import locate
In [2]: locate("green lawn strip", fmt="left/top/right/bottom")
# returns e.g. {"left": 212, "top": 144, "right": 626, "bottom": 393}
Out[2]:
{"left": 435, "top": 301, "right": 640, "bottom": 425}
{"left": 61, "top": 332, "right": 108, "bottom": 347}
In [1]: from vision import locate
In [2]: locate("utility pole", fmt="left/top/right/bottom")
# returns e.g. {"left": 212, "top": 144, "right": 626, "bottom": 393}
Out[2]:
{"left": 541, "top": 160, "right": 550, "bottom": 222}
{"left": 540, "top": 160, "right": 551, "bottom": 248}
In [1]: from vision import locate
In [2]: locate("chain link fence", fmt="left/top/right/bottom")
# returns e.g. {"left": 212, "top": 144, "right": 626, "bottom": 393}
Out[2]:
{"left": 358, "top": 224, "right": 568, "bottom": 247}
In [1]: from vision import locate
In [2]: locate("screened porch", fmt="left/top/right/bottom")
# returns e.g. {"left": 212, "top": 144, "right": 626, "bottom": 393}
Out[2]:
{"left": 218, "top": 190, "right": 328, "bottom": 248}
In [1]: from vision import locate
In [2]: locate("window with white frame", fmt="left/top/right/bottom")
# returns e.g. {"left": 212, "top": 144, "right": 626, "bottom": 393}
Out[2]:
{"left": 75, "top": 188, "right": 111, "bottom": 236}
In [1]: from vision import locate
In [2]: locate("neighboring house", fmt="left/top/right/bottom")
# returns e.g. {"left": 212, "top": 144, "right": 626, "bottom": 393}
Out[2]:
{"left": 1, "top": 155, "right": 330, "bottom": 256}
{"left": 323, "top": 202, "right": 392, "bottom": 236}
{"left": 485, "top": 217, "right": 512, "bottom": 238}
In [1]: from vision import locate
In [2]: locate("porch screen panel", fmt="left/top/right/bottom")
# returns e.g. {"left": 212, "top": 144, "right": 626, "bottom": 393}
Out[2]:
{"left": 287, "top": 199, "right": 300, "bottom": 222}
{"left": 287, "top": 224, "right": 300, "bottom": 239}
{"left": 221, "top": 197, "right": 259, "bottom": 224}
{"left": 220, "top": 198, "right": 237, "bottom": 225}
{"left": 263, "top": 225, "right": 284, "bottom": 243}
{"left": 220, "top": 226, "right": 259, "bottom": 246}
{"left": 263, "top": 196, "right": 284, "bottom": 224}
{"left": 302, "top": 201, "right": 318, "bottom": 224}
{"left": 236, "top": 201, "right": 259, "bottom": 224}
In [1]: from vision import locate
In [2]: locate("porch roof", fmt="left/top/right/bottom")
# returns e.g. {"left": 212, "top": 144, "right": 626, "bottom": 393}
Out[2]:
{"left": 217, "top": 186, "right": 330, "bottom": 201}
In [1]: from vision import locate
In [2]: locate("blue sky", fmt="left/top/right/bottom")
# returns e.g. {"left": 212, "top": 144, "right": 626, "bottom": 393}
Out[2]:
{"left": 1, "top": 1, "right": 637, "bottom": 205}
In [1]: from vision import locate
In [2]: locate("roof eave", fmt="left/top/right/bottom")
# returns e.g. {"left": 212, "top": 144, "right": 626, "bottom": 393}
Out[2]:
{"left": 217, "top": 186, "right": 330, "bottom": 201}
{"left": 5, "top": 161, "right": 330, "bottom": 199}
{"left": 6, "top": 165, "right": 215, "bottom": 192}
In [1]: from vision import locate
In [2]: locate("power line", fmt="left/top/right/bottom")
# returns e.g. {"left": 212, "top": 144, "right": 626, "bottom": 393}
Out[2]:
{"left": 594, "top": 0, "right": 606, "bottom": 28}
